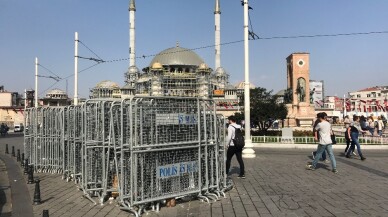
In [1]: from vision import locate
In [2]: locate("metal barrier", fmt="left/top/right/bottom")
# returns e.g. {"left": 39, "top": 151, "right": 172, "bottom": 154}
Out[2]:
{"left": 24, "top": 107, "right": 64, "bottom": 173}
{"left": 115, "top": 97, "right": 227, "bottom": 215}
{"left": 81, "top": 99, "right": 119, "bottom": 204}
{"left": 62, "top": 105, "right": 83, "bottom": 182}
{"left": 24, "top": 97, "right": 229, "bottom": 216}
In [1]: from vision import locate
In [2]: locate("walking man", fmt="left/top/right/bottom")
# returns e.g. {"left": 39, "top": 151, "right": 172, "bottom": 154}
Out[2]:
{"left": 306, "top": 112, "right": 337, "bottom": 173}
{"left": 225, "top": 116, "right": 245, "bottom": 179}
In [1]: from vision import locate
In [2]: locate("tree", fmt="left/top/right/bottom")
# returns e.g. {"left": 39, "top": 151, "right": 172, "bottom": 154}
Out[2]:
{"left": 236, "top": 87, "right": 287, "bottom": 132}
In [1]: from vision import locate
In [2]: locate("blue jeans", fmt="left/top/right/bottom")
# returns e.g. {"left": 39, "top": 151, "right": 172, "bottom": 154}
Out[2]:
{"left": 369, "top": 127, "right": 374, "bottom": 136}
{"left": 346, "top": 132, "right": 363, "bottom": 157}
{"left": 312, "top": 144, "right": 336, "bottom": 170}
{"left": 313, "top": 150, "right": 327, "bottom": 160}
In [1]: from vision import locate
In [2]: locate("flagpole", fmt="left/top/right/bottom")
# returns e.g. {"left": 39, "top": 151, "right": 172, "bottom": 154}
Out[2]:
{"left": 343, "top": 94, "right": 346, "bottom": 118}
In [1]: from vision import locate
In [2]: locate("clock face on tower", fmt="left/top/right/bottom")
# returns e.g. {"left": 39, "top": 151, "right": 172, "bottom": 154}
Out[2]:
{"left": 298, "top": 59, "right": 304, "bottom": 67}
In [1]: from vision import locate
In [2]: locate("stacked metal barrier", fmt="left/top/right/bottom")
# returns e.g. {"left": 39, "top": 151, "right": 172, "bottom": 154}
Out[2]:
{"left": 62, "top": 105, "right": 83, "bottom": 182}
{"left": 24, "top": 107, "right": 64, "bottom": 173}
{"left": 81, "top": 99, "right": 118, "bottom": 203}
{"left": 24, "top": 97, "right": 231, "bottom": 216}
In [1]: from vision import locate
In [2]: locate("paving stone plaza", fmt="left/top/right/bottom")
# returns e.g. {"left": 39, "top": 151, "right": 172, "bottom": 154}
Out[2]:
{"left": 2, "top": 134, "right": 388, "bottom": 217}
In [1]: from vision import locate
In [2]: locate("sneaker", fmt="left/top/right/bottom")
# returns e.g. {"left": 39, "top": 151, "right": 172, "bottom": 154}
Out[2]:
{"left": 345, "top": 155, "right": 351, "bottom": 159}
{"left": 324, "top": 159, "right": 330, "bottom": 164}
{"left": 238, "top": 174, "right": 246, "bottom": 179}
{"left": 312, "top": 152, "right": 315, "bottom": 160}
{"left": 332, "top": 169, "right": 338, "bottom": 173}
{"left": 306, "top": 164, "right": 315, "bottom": 170}
{"left": 353, "top": 152, "right": 357, "bottom": 156}
{"left": 361, "top": 157, "right": 366, "bottom": 161}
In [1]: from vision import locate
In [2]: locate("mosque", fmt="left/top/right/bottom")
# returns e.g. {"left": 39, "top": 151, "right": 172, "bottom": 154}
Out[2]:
{"left": 89, "top": 0, "right": 253, "bottom": 116}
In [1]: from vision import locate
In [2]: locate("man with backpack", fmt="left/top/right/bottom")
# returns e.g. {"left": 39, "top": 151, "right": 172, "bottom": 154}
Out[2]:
{"left": 225, "top": 116, "right": 245, "bottom": 179}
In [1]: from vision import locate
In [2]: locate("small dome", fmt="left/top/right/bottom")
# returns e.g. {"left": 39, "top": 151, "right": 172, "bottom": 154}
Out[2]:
{"left": 198, "top": 63, "right": 209, "bottom": 70}
{"left": 128, "top": 65, "right": 140, "bottom": 74}
{"left": 235, "top": 81, "right": 255, "bottom": 89}
{"left": 215, "top": 67, "right": 227, "bottom": 76}
{"left": 46, "top": 88, "right": 66, "bottom": 95}
{"left": 225, "top": 84, "right": 235, "bottom": 90}
{"left": 151, "top": 62, "right": 163, "bottom": 69}
{"left": 95, "top": 80, "right": 120, "bottom": 89}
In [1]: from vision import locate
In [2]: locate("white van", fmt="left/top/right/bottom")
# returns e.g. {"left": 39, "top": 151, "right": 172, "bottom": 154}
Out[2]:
{"left": 14, "top": 123, "right": 24, "bottom": 132}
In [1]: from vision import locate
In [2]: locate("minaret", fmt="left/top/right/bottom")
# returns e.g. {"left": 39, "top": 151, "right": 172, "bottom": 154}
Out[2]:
{"left": 129, "top": 0, "right": 136, "bottom": 67}
{"left": 213, "top": 0, "right": 228, "bottom": 90}
{"left": 214, "top": 0, "right": 221, "bottom": 69}
{"left": 124, "top": 0, "right": 139, "bottom": 96}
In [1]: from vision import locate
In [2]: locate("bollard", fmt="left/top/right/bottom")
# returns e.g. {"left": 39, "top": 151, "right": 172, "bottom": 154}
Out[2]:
{"left": 11, "top": 146, "right": 15, "bottom": 157}
{"left": 33, "top": 179, "right": 42, "bottom": 205}
{"left": 24, "top": 159, "right": 29, "bottom": 174}
{"left": 17, "top": 149, "right": 21, "bottom": 162}
{"left": 42, "top": 210, "right": 49, "bottom": 217}
{"left": 27, "top": 165, "right": 34, "bottom": 184}
{"left": 21, "top": 153, "right": 25, "bottom": 166}
{"left": 5, "top": 144, "right": 9, "bottom": 154}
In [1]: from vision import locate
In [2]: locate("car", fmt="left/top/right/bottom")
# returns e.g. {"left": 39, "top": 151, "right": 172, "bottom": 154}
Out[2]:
{"left": 14, "top": 124, "right": 24, "bottom": 132}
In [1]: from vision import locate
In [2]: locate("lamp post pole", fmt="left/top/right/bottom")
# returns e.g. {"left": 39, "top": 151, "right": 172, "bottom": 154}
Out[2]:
{"left": 74, "top": 32, "right": 79, "bottom": 105}
{"left": 242, "top": 0, "right": 256, "bottom": 158}
{"left": 35, "top": 57, "right": 38, "bottom": 107}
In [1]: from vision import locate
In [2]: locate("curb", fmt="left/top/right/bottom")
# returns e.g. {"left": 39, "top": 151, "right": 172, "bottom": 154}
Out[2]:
{"left": 252, "top": 143, "right": 388, "bottom": 150}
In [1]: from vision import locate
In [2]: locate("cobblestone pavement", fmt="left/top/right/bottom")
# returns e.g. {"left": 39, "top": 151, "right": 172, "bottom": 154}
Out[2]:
{"left": 2, "top": 134, "right": 388, "bottom": 216}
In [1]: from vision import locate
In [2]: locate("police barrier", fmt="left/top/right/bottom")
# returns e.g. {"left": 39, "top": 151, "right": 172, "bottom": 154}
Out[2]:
{"left": 24, "top": 97, "right": 231, "bottom": 216}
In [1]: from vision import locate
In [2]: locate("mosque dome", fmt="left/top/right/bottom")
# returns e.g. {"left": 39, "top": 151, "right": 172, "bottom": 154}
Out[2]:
{"left": 46, "top": 88, "right": 66, "bottom": 95}
{"left": 198, "top": 63, "right": 209, "bottom": 70}
{"left": 151, "top": 62, "right": 163, "bottom": 69}
{"left": 128, "top": 65, "right": 140, "bottom": 74}
{"left": 95, "top": 80, "right": 120, "bottom": 89}
{"left": 235, "top": 81, "right": 255, "bottom": 89}
{"left": 215, "top": 67, "right": 227, "bottom": 76}
{"left": 225, "top": 84, "right": 236, "bottom": 90}
{"left": 149, "top": 46, "right": 205, "bottom": 67}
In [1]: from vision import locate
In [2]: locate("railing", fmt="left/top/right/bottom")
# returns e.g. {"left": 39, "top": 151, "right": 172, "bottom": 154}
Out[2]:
{"left": 251, "top": 135, "right": 388, "bottom": 145}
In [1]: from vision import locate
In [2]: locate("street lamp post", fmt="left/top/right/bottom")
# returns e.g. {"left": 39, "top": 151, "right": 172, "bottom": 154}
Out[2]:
{"left": 35, "top": 57, "right": 38, "bottom": 107}
{"left": 74, "top": 32, "right": 79, "bottom": 105}
{"left": 242, "top": 0, "right": 256, "bottom": 158}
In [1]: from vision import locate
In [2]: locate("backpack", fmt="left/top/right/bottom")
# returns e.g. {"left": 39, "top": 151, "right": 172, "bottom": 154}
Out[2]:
{"left": 344, "top": 127, "right": 350, "bottom": 140}
{"left": 231, "top": 125, "right": 245, "bottom": 149}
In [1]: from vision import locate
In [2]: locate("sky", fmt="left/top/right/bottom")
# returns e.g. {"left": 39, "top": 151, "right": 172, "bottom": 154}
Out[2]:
{"left": 1, "top": 0, "right": 388, "bottom": 99}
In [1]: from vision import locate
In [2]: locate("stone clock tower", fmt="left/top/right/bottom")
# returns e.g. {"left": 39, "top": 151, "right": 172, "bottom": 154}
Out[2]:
{"left": 285, "top": 53, "right": 315, "bottom": 127}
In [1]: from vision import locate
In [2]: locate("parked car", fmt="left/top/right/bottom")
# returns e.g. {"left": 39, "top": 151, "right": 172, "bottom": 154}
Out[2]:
{"left": 14, "top": 123, "right": 24, "bottom": 132}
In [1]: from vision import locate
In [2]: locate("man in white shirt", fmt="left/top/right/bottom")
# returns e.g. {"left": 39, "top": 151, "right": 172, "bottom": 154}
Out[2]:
{"left": 306, "top": 112, "right": 337, "bottom": 173}
{"left": 225, "top": 116, "right": 245, "bottom": 179}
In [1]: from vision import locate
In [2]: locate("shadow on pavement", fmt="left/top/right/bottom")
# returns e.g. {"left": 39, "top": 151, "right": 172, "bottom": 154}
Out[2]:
{"left": 337, "top": 157, "right": 388, "bottom": 178}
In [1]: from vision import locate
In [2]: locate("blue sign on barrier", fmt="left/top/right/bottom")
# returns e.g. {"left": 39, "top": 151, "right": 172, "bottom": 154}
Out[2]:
{"left": 157, "top": 161, "right": 198, "bottom": 179}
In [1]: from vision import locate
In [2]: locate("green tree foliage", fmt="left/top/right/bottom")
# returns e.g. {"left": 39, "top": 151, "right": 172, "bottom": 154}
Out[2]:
{"left": 235, "top": 87, "right": 287, "bottom": 131}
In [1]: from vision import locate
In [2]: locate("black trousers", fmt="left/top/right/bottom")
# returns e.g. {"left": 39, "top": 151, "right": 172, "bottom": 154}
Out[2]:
{"left": 226, "top": 146, "right": 245, "bottom": 176}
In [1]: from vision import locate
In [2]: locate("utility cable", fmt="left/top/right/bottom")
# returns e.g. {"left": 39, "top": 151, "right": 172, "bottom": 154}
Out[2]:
{"left": 38, "top": 64, "right": 62, "bottom": 79}
{"left": 79, "top": 40, "right": 103, "bottom": 60}
{"left": 38, "top": 81, "right": 60, "bottom": 97}
{"left": 36, "top": 30, "right": 388, "bottom": 95}
{"left": 102, "top": 30, "right": 388, "bottom": 63}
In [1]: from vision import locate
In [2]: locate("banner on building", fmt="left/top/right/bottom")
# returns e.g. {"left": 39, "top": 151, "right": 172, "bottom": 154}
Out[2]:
{"left": 310, "top": 80, "right": 324, "bottom": 108}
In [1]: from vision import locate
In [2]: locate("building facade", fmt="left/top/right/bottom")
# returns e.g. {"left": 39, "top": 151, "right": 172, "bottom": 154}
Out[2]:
{"left": 346, "top": 86, "right": 388, "bottom": 115}
{"left": 0, "top": 86, "right": 25, "bottom": 129}
{"left": 41, "top": 88, "right": 71, "bottom": 107}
